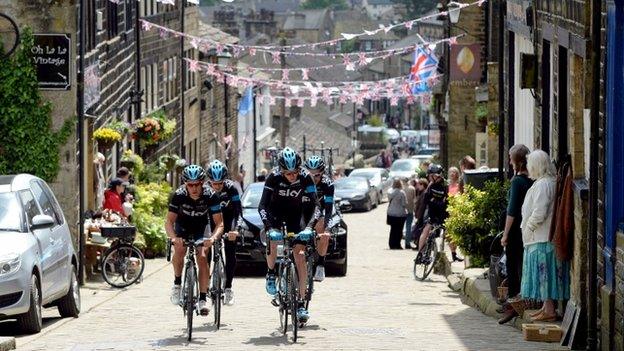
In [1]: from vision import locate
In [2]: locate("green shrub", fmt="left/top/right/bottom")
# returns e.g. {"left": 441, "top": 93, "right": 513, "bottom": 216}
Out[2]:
{"left": 133, "top": 182, "right": 172, "bottom": 256}
{"left": 445, "top": 180, "right": 509, "bottom": 267}
{"left": 368, "top": 115, "right": 383, "bottom": 127}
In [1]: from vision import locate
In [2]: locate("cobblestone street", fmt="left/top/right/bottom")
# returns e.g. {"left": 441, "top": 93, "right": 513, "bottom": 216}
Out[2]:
{"left": 10, "top": 204, "right": 560, "bottom": 350}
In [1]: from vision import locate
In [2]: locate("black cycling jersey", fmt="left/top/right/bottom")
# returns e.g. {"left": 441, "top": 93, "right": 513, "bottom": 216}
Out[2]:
{"left": 312, "top": 174, "right": 335, "bottom": 228}
{"left": 423, "top": 180, "right": 448, "bottom": 225}
{"left": 258, "top": 168, "right": 318, "bottom": 233}
{"left": 208, "top": 179, "right": 242, "bottom": 233}
{"left": 168, "top": 185, "right": 222, "bottom": 238}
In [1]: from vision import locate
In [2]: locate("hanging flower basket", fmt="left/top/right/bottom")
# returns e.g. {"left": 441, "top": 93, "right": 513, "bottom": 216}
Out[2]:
{"left": 132, "top": 111, "right": 176, "bottom": 147}
{"left": 93, "top": 127, "right": 122, "bottom": 151}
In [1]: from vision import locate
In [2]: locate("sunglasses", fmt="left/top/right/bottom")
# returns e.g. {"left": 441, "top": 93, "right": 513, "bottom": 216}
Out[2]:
{"left": 311, "top": 173, "right": 323, "bottom": 178}
{"left": 186, "top": 182, "right": 203, "bottom": 188}
{"left": 282, "top": 171, "right": 298, "bottom": 177}
{"left": 209, "top": 181, "right": 224, "bottom": 186}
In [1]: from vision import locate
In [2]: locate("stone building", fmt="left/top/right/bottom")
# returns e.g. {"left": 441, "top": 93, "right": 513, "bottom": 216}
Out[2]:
{"left": 282, "top": 9, "right": 334, "bottom": 44}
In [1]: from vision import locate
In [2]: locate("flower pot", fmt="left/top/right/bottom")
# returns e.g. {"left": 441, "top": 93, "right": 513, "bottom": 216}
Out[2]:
{"left": 96, "top": 139, "right": 116, "bottom": 151}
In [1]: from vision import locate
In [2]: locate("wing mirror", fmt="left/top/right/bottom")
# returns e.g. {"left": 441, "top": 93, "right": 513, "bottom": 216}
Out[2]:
{"left": 31, "top": 214, "right": 55, "bottom": 231}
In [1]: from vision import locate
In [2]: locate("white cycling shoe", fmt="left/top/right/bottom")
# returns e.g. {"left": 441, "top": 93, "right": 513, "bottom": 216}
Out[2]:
{"left": 224, "top": 288, "right": 235, "bottom": 306}
{"left": 313, "top": 265, "right": 325, "bottom": 282}
{"left": 198, "top": 299, "right": 210, "bottom": 316}
{"left": 170, "top": 285, "right": 181, "bottom": 305}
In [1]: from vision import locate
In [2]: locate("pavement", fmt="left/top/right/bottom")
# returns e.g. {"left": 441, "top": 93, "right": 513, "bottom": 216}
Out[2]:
{"left": 2, "top": 203, "right": 564, "bottom": 350}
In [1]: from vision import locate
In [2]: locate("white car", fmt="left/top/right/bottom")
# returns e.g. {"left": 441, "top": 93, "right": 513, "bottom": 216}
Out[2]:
{"left": 0, "top": 174, "right": 80, "bottom": 333}
{"left": 388, "top": 159, "right": 422, "bottom": 180}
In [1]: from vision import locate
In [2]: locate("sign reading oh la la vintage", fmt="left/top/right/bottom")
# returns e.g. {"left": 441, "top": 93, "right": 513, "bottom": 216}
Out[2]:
{"left": 32, "top": 33, "right": 71, "bottom": 90}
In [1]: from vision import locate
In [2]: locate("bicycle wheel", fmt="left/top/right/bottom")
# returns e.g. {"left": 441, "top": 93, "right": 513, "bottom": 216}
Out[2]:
{"left": 423, "top": 238, "right": 438, "bottom": 279}
{"left": 289, "top": 262, "right": 299, "bottom": 343}
{"left": 185, "top": 266, "right": 196, "bottom": 342}
{"left": 212, "top": 259, "right": 223, "bottom": 329}
{"left": 413, "top": 238, "right": 436, "bottom": 281}
{"left": 101, "top": 243, "right": 145, "bottom": 288}
{"left": 278, "top": 263, "right": 289, "bottom": 335}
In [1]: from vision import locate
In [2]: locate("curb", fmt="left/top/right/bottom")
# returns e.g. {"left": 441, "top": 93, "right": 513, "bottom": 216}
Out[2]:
{"left": 0, "top": 337, "right": 16, "bottom": 351}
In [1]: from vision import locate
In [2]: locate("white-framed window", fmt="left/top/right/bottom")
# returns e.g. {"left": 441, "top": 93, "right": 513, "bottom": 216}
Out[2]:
{"left": 140, "top": 0, "right": 158, "bottom": 17}
{"left": 364, "top": 41, "right": 372, "bottom": 51}
{"left": 140, "top": 66, "right": 146, "bottom": 114}
{"left": 185, "top": 49, "right": 197, "bottom": 91}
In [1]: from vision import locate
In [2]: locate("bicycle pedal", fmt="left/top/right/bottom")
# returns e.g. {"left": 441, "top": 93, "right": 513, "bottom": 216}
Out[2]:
{"left": 271, "top": 298, "right": 280, "bottom": 307}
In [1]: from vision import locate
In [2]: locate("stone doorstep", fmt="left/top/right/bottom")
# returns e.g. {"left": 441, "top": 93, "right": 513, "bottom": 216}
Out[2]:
{"left": 0, "top": 337, "right": 16, "bottom": 351}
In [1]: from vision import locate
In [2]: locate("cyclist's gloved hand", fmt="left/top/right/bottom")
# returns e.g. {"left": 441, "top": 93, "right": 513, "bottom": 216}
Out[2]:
{"left": 268, "top": 228, "right": 283, "bottom": 241}
{"left": 297, "top": 228, "right": 314, "bottom": 242}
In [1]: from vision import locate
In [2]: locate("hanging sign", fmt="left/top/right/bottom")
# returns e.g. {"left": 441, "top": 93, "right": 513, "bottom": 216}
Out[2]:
{"left": 32, "top": 33, "right": 71, "bottom": 90}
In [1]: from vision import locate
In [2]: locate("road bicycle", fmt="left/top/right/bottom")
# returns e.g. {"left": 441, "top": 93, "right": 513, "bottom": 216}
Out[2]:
{"left": 167, "top": 238, "right": 203, "bottom": 341}
{"left": 413, "top": 224, "right": 445, "bottom": 281}
{"left": 100, "top": 226, "right": 145, "bottom": 288}
{"left": 209, "top": 238, "right": 226, "bottom": 330}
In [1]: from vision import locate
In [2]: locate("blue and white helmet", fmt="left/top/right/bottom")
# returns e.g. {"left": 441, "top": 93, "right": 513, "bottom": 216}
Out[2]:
{"left": 278, "top": 147, "right": 302, "bottom": 171}
{"left": 305, "top": 155, "right": 326, "bottom": 172}
{"left": 207, "top": 160, "right": 228, "bottom": 182}
{"left": 182, "top": 165, "right": 206, "bottom": 182}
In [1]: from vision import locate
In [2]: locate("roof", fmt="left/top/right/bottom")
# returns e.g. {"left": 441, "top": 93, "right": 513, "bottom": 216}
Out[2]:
{"left": 367, "top": 0, "right": 394, "bottom": 5}
{"left": 197, "top": 21, "right": 239, "bottom": 45}
{"left": 289, "top": 115, "right": 354, "bottom": 163}
{"left": 0, "top": 174, "right": 38, "bottom": 193}
{"left": 283, "top": 9, "right": 328, "bottom": 31}
{"left": 252, "top": 0, "right": 301, "bottom": 13}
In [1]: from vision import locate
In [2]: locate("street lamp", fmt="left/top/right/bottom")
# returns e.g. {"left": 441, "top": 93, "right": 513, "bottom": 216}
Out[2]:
{"left": 448, "top": 2, "right": 461, "bottom": 24}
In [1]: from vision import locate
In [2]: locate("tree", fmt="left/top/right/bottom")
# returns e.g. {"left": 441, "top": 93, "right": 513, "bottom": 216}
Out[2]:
{"left": 301, "top": 0, "right": 348, "bottom": 10}
{"left": 393, "top": 0, "right": 438, "bottom": 19}
{"left": 0, "top": 29, "right": 74, "bottom": 181}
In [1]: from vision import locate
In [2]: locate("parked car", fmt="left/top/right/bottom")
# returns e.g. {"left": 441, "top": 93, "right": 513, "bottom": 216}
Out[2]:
{"left": 388, "top": 158, "right": 422, "bottom": 180}
{"left": 348, "top": 168, "right": 391, "bottom": 204}
{"left": 333, "top": 177, "right": 377, "bottom": 212}
{"left": 0, "top": 174, "right": 80, "bottom": 333}
{"left": 385, "top": 128, "right": 400, "bottom": 144}
{"left": 235, "top": 182, "right": 348, "bottom": 275}
{"left": 417, "top": 148, "right": 440, "bottom": 156}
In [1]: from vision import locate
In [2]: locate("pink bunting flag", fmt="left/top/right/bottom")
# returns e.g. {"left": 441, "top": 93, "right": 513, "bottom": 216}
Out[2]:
{"left": 297, "top": 98, "right": 305, "bottom": 108}
{"left": 269, "top": 96, "right": 276, "bottom": 106}
{"left": 282, "top": 69, "right": 290, "bottom": 81}
{"left": 422, "top": 93, "right": 432, "bottom": 105}
{"left": 272, "top": 52, "right": 281, "bottom": 64}
{"left": 190, "top": 38, "right": 200, "bottom": 49}
{"left": 310, "top": 96, "right": 318, "bottom": 107}
{"left": 406, "top": 94, "right": 416, "bottom": 105}
{"left": 358, "top": 53, "right": 368, "bottom": 67}
{"left": 302, "top": 69, "right": 309, "bottom": 80}
{"left": 339, "top": 94, "right": 348, "bottom": 105}
{"left": 141, "top": 21, "right": 152, "bottom": 31}
{"left": 405, "top": 21, "right": 414, "bottom": 30}
{"left": 216, "top": 43, "right": 224, "bottom": 55}
{"left": 449, "top": 37, "right": 458, "bottom": 45}
{"left": 478, "top": 0, "right": 486, "bottom": 7}
{"left": 159, "top": 29, "right": 168, "bottom": 39}
{"left": 390, "top": 96, "right": 399, "bottom": 106}
{"left": 233, "top": 46, "right": 242, "bottom": 58}
{"left": 250, "top": 48, "right": 257, "bottom": 56}
{"left": 188, "top": 59, "right": 199, "bottom": 73}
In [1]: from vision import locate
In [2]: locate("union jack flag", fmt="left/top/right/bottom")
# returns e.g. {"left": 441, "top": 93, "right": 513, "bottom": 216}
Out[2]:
{"left": 409, "top": 47, "right": 439, "bottom": 94}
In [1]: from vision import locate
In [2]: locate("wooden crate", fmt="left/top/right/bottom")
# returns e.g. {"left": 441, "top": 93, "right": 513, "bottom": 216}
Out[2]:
{"left": 522, "top": 323, "right": 563, "bottom": 343}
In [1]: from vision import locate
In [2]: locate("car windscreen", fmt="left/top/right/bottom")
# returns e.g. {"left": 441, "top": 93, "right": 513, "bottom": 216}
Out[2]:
{"left": 0, "top": 193, "right": 24, "bottom": 232}
{"left": 349, "top": 170, "right": 376, "bottom": 179}
{"left": 241, "top": 185, "right": 264, "bottom": 208}
{"left": 390, "top": 160, "right": 418, "bottom": 172}
{"left": 335, "top": 179, "right": 368, "bottom": 191}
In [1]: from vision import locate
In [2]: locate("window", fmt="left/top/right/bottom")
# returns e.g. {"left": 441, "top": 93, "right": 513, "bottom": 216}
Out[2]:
{"left": 125, "top": 0, "right": 133, "bottom": 32}
{"left": 19, "top": 190, "right": 40, "bottom": 226}
{"left": 38, "top": 181, "right": 64, "bottom": 225}
{"left": 364, "top": 41, "right": 372, "bottom": 51}
{"left": 145, "top": 64, "right": 152, "bottom": 111}
{"left": 163, "top": 57, "right": 177, "bottom": 103}
{"left": 140, "top": 0, "right": 158, "bottom": 17}
{"left": 185, "top": 49, "right": 197, "bottom": 91}
{"left": 30, "top": 181, "right": 59, "bottom": 227}
{"left": 107, "top": 1, "right": 119, "bottom": 39}
{"left": 85, "top": 0, "right": 96, "bottom": 51}
{"left": 140, "top": 66, "right": 146, "bottom": 114}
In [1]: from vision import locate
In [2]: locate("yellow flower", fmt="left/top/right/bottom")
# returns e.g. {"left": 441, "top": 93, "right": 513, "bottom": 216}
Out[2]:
{"left": 93, "top": 127, "right": 122, "bottom": 143}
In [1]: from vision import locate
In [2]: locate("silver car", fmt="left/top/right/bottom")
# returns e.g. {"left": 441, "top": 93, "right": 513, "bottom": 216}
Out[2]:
{"left": 348, "top": 168, "right": 391, "bottom": 204}
{"left": 0, "top": 174, "right": 80, "bottom": 333}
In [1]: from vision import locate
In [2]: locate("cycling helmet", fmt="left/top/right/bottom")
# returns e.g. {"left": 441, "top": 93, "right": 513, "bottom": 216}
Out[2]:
{"left": 427, "top": 164, "right": 444, "bottom": 175}
{"left": 304, "top": 155, "right": 325, "bottom": 172}
{"left": 278, "top": 147, "right": 302, "bottom": 171}
{"left": 207, "top": 160, "right": 228, "bottom": 182}
{"left": 182, "top": 164, "right": 206, "bottom": 182}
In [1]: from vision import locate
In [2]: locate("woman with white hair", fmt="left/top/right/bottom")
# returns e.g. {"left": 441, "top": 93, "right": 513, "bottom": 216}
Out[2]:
{"left": 519, "top": 150, "right": 569, "bottom": 322}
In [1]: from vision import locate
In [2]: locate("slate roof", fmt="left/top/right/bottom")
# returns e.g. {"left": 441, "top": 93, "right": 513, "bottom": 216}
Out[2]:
{"left": 283, "top": 9, "right": 328, "bottom": 31}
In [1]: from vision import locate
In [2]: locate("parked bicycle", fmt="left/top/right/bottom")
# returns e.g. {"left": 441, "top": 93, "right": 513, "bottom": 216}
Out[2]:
{"left": 210, "top": 237, "right": 226, "bottom": 330}
{"left": 413, "top": 224, "right": 445, "bottom": 281}
{"left": 100, "top": 225, "right": 145, "bottom": 288}
{"left": 167, "top": 238, "right": 203, "bottom": 341}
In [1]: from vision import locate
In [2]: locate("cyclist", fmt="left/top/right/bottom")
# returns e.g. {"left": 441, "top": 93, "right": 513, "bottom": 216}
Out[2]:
{"left": 258, "top": 147, "right": 318, "bottom": 323}
{"left": 304, "top": 155, "right": 333, "bottom": 282}
{"left": 166, "top": 165, "right": 224, "bottom": 316}
{"left": 205, "top": 160, "right": 241, "bottom": 306}
{"left": 416, "top": 164, "right": 448, "bottom": 260}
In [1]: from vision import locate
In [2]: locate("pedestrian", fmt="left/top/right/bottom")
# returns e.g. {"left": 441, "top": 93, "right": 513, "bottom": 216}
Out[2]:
{"left": 498, "top": 144, "right": 533, "bottom": 324}
{"left": 403, "top": 178, "right": 416, "bottom": 249}
{"left": 375, "top": 149, "right": 386, "bottom": 168}
{"left": 386, "top": 178, "right": 407, "bottom": 249}
{"left": 448, "top": 167, "right": 461, "bottom": 196}
{"left": 518, "top": 150, "right": 569, "bottom": 322}
{"left": 418, "top": 161, "right": 431, "bottom": 178}
{"left": 103, "top": 178, "right": 127, "bottom": 217}
{"left": 257, "top": 168, "right": 268, "bottom": 182}
{"left": 459, "top": 155, "right": 476, "bottom": 193}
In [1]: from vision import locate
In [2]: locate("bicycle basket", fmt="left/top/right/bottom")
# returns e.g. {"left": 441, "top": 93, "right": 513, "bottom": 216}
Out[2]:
{"left": 100, "top": 225, "right": 136, "bottom": 239}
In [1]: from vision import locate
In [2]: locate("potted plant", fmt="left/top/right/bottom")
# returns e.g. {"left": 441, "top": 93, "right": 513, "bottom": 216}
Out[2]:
{"left": 93, "top": 127, "right": 122, "bottom": 151}
{"left": 159, "top": 154, "right": 180, "bottom": 171}
{"left": 107, "top": 119, "right": 132, "bottom": 138}
{"left": 133, "top": 117, "right": 162, "bottom": 146}
{"left": 120, "top": 150, "right": 144, "bottom": 175}
{"left": 475, "top": 103, "right": 489, "bottom": 128}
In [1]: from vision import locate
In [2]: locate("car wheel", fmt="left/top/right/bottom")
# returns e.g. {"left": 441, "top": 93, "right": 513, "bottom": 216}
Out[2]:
{"left": 332, "top": 256, "right": 348, "bottom": 277}
{"left": 366, "top": 200, "right": 372, "bottom": 212}
{"left": 17, "top": 274, "right": 42, "bottom": 334}
{"left": 378, "top": 191, "right": 383, "bottom": 205}
{"left": 57, "top": 265, "right": 81, "bottom": 318}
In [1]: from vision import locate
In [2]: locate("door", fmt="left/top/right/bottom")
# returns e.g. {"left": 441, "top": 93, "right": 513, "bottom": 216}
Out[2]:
{"left": 39, "top": 180, "right": 71, "bottom": 287}
{"left": 19, "top": 190, "right": 54, "bottom": 297}
{"left": 30, "top": 181, "right": 67, "bottom": 297}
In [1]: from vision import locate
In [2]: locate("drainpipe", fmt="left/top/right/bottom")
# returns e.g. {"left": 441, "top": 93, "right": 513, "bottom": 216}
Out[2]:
{"left": 497, "top": 0, "right": 505, "bottom": 182}
{"left": 77, "top": 0, "right": 86, "bottom": 285}
{"left": 179, "top": 0, "right": 186, "bottom": 158}
{"left": 587, "top": 0, "right": 600, "bottom": 349}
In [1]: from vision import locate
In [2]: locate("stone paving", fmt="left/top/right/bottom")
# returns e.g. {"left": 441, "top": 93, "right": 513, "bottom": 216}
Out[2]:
{"left": 10, "top": 204, "right": 562, "bottom": 350}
